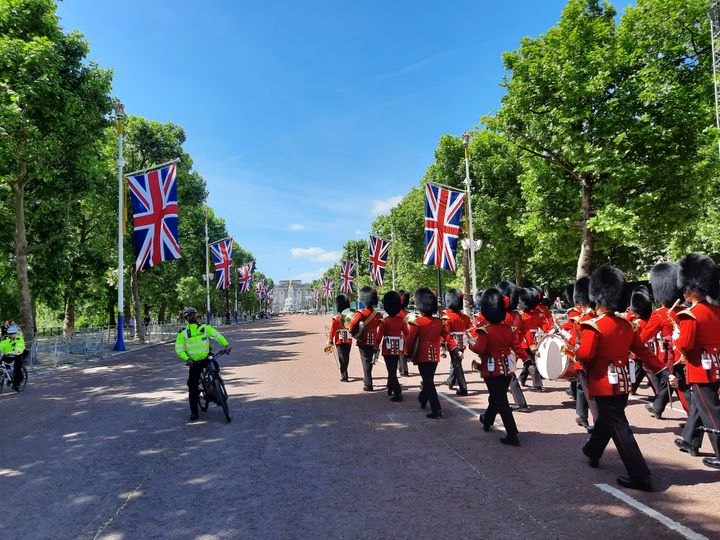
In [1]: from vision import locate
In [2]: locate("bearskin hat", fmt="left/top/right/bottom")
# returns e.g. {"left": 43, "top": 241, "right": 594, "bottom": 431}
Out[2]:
{"left": 359, "top": 286, "right": 378, "bottom": 308}
{"left": 590, "top": 265, "right": 627, "bottom": 313}
{"left": 630, "top": 285, "right": 652, "bottom": 321}
{"left": 474, "top": 289, "right": 485, "bottom": 309}
{"left": 517, "top": 288, "right": 539, "bottom": 311}
{"left": 480, "top": 288, "right": 507, "bottom": 325}
{"left": 677, "top": 253, "right": 720, "bottom": 299}
{"left": 563, "top": 284, "right": 574, "bottom": 306}
{"left": 649, "top": 262, "right": 682, "bottom": 308}
{"left": 335, "top": 294, "right": 350, "bottom": 313}
{"left": 398, "top": 290, "right": 410, "bottom": 309}
{"left": 415, "top": 287, "right": 437, "bottom": 316}
{"left": 444, "top": 288, "right": 463, "bottom": 311}
{"left": 496, "top": 281, "right": 519, "bottom": 311}
{"left": 383, "top": 291, "right": 402, "bottom": 317}
{"left": 573, "top": 276, "right": 593, "bottom": 308}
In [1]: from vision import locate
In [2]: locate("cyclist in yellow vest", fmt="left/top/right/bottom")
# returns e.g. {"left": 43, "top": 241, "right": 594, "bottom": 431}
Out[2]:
{"left": 176, "top": 307, "right": 231, "bottom": 421}
{"left": 0, "top": 325, "right": 26, "bottom": 391}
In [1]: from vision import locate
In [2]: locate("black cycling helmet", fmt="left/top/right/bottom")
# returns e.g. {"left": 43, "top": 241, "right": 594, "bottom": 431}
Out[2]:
{"left": 182, "top": 307, "right": 198, "bottom": 318}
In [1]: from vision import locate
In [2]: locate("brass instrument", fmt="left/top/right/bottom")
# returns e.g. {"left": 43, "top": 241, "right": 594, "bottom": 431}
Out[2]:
{"left": 323, "top": 324, "right": 341, "bottom": 369}
{"left": 471, "top": 359, "right": 481, "bottom": 372}
{"left": 404, "top": 311, "right": 420, "bottom": 326}
{"left": 340, "top": 308, "right": 358, "bottom": 329}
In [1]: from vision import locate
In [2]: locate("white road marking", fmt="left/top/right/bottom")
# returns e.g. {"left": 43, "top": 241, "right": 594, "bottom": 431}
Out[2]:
{"left": 628, "top": 395, "right": 687, "bottom": 415}
{"left": 595, "top": 483, "right": 708, "bottom": 540}
{"left": 438, "top": 392, "right": 507, "bottom": 434}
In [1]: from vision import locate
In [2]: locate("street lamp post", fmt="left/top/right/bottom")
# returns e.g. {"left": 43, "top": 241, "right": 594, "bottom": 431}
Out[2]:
{"left": 462, "top": 132, "right": 478, "bottom": 299}
{"left": 113, "top": 101, "right": 127, "bottom": 351}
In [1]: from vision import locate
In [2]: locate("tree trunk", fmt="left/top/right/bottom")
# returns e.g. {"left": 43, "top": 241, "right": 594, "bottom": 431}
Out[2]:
{"left": 514, "top": 259, "right": 522, "bottom": 287}
{"left": 462, "top": 248, "right": 472, "bottom": 315}
{"left": 576, "top": 180, "right": 594, "bottom": 279}
{"left": 63, "top": 293, "right": 75, "bottom": 337}
{"left": 158, "top": 302, "right": 166, "bottom": 324}
{"left": 131, "top": 265, "right": 144, "bottom": 344}
{"left": 13, "top": 167, "right": 34, "bottom": 341}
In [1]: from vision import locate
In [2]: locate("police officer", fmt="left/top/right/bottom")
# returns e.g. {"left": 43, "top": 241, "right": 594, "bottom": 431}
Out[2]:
{"left": 0, "top": 325, "right": 25, "bottom": 391}
{"left": 175, "top": 307, "right": 231, "bottom": 421}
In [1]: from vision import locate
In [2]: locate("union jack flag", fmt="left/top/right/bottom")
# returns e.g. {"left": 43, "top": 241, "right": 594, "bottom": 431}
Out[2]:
{"left": 423, "top": 183, "right": 464, "bottom": 272}
{"left": 369, "top": 235, "right": 390, "bottom": 286}
{"left": 312, "top": 289, "right": 320, "bottom": 305}
{"left": 210, "top": 237, "right": 233, "bottom": 290}
{"left": 340, "top": 261, "right": 355, "bottom": 294}
{"left": 323, "top": 277, "right": 334, "bottom": 300}
{"left": 237, "top": 262, "right": 254, "bottom": 293}
{"left": 127, "top": 162, "right": 182, "bottom": 271}
{"left": 257, "top": 280, "right": 267, "bottom": 300}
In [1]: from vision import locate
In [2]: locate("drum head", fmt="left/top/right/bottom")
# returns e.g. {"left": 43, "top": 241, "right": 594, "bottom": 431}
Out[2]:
{"left": 536, "top": 335, "right": 567, "bottom": 380}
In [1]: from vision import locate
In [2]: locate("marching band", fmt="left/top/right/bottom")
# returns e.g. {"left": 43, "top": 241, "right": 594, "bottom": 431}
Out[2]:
{"left": 323, "top": 253, "right": 720, "bottom": 491}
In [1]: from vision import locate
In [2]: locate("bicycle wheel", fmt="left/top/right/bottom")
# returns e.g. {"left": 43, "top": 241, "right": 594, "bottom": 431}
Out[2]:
{"left": 213, "top": 378, "right": 231, "bottom": 422}
{"left": 199, "top": 376, "right": 211, "bottom": 411}
{"left": 18, "top": 366, "right": 27, "bottom": 392}
{"left": 0, "top": 373, "right": 5, "bottom": 394}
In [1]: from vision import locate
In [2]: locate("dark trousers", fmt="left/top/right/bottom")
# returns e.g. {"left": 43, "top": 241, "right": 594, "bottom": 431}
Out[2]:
{"left": 398, "top": 355, "right": 409, "bottom": 376}
{"left": 7, "top": 354, "right": 24, "bottom": 387}
{"left": 508, "top": 373, "right": 528, "bottom": 408}
{"left": 519, "top": 355, "right": 543, "bottom": 388}
{"left": 445, "top": 348, "right": 467, "bottom": 391}
{"left": 576, "top": 371, "right": 598, "bottom": 422}
{"left": 652, "top": 364, "right": 691, "bottom": 414}
{"left": 358, "top": 346, "right": 375, "bottom": 389}
{"left": 418, "top": 362, "right": 441, "bottom": 414}
{"left": 187, "top": 358, "right": 210, "bottom": 414}
{"left": 583, "top": 394, "right": 651, "bottom": 480}
{"left": 384, "top": 355, "right": 402, "bottom": 397}
{"left": 632, "top": 362, "right": 660, "bottom": 396}
{"left": 682, "top": 382, "right": 720, "bottom": 458}
{"left": 336, "top": 344, "right": 351, "bottom": 380}
{"left": 483, "top": 375, "right": 518, "bottom": 437}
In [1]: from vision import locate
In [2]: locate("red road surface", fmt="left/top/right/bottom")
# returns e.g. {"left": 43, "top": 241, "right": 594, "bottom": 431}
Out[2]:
{"left": 0, "top": 315, "right": 717, "bottom": 539}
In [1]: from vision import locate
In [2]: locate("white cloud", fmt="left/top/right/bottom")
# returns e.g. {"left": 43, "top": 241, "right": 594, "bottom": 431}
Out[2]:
{"left": 294, "top": 269, "right": 327, "bottom": 283}
{"left": 370, "top": 195, "right": 403, "bottom": 217}
{"left": 291, "top": 247, "right": 342, "bottom": 263}
{"left": 354, "top": 229, "right": 364, "bottom": 236}
{"left": 288, "top": 224, "right": 306, "bottom": 232}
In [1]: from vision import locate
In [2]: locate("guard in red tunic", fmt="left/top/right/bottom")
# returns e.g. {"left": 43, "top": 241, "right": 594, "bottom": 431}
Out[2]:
{"left": 518, "top": 288, "right": 553, "bottom": 391}
{"left": 397, "top": 290, "right": 411, "bottom": 377}
{"left": 443, "top": 288, "right": 472, "bottom": 396}
{"left": 348, "top": 286, "right": 383, "bottom": 392}
{"left": 497, "top": 281, "right": 529, "bottom": 411}
{"left": 561, "top": 283, "right": 581, "bottom": 399}
{"left": 534, "top": 286, "right": 555, "bottom": 329}
{"left": 468, "top": 288, "right": 530, "bottom": 446}
{"left": 327, "top": 294, "right": 353, "bottom": 381}
{"left": 643, "top": 262, "right": 690, "bottom": 417}
{"left": 404, "top": 287, "right": 457, "bottom": 419}
{"left": 376, "top": 291, "right": 407, "bottom": 402}
{"left": 673, "top": 254, "right": 720, "bottom": 469}
{"left": 576, "top": 266, "right": 669, "bottom": 492}
{"left": 625, "top": 286, "right": 654, "bottom": 395}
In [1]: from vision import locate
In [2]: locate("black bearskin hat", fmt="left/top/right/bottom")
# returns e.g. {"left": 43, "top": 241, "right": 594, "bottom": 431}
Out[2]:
{"left": 573, "top": 276, "right": 593, "bottom": 308}
{"left": 414, "top": 287, "right": 437, "bottom": 316}
{"left": 630, "top": 285, "right": 652, "bottom": 321}
{"left": 480, "top": 288, "right": 507, "bottom": 325}
{"left": 563, "top": 284, "right": 574, "bottom": 306}
{"left": 590, "top": 265, "right": 627, "bottom": 313}
{"left": 359, "top": 286, "right": 378, "bottom": 308}
{"left": 649, "top": 262, "right": 682, "bottom": 308}
{"left": 335, "top": 294, "right": 350, "bottom": 313}
{"left": 398, "top": 290, "right": 410, "bottom": 309}
{"left": 382, "top": 291, "right": 402, "bottom": 317}
{"left": 677, "top": 253, "right": 720, "bottom": 299}
{"left": 517, "top": 288, "right": 539, "bottom": 311}
{"left": 496, "top": 281, "right": 519, "bottom": 311}
{"left": 444, "top": 288, "right": 463, "bottom": 311}
{"left": 474, "top": 289, "right": 485, "bottom": 309}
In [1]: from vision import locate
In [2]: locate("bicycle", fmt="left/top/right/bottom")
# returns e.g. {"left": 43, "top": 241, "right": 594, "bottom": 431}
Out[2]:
{"left": 0, "top": 355, "right": 28, "bottom": 393}
{"left": 198, "top": 349, "right": 231, "bottom": 422}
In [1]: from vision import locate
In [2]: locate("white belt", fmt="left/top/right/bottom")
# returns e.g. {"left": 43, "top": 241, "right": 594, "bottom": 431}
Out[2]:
{"left": 451, "top": 332, "right": 465, "bottom": 348}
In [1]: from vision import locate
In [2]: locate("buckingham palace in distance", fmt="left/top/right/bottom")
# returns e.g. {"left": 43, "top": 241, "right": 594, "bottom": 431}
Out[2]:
{"left": 272, "top": 280, "right": 313, "bottom": 313}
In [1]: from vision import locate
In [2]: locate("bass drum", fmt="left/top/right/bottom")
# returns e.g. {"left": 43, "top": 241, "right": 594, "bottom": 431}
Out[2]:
{"left": 536, "top": 334, "right": 576, "bottom": 380}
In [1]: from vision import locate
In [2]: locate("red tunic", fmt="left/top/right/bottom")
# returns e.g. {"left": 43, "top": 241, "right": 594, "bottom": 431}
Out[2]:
{"left": 569, "top": 310, "right": 595, "bottom": 370}
{"left": 575, "top": 313, "right": 664, "bottom": 396}
{"left": 328, "top": 315, "right": 352, "bottom": 345}
{"left": 674, "top": 301, "right": 720, "bottom": 384}
{"left": 468, "top": 324, "right": 529, "bottom": 378}
{"left": 537, "top": 303, "right": 554, "bottom": 328}
{"left": 519, "top": 308, "right": 553, "bottom": 351}
{"left": 640, "top": 306, "right": 682, "bottom": 368}
{"left": 349, "top": 308, "right": 383, "bottom": 347}
{"left": 561, "top": 306, "right": 582, "bottom": 333}
{"left": 377, "top": 314, "right": 407, "bottom": 356}
{"left": 404, "top": 315, "right": 457, "bottom": 364}
{"left": 443, "top": 308, "right": 472, "bottom": 350}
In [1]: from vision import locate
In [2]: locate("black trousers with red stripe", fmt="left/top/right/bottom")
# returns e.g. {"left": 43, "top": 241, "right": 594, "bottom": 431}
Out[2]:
{"left": 682, "top": 382, "right": 720, "bottom": 458}
{"left": 583, "top": 394, "right": 651, "bottom": 480}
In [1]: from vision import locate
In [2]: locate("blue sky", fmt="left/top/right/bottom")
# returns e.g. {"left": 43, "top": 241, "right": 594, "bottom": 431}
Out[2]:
{"left": 58, "top": 0, "right": 633, "bottom": 284}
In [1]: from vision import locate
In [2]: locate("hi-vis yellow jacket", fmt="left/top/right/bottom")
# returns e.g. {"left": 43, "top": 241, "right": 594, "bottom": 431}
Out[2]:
{"left": 175, "top": 324, "right": 228, "bottom": 362}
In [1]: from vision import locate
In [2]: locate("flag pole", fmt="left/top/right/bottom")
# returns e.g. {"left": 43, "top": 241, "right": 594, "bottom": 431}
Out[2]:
{"left": 113, "top": 102, "right": 127, "bottom": 351}
{"left": 205, "top": 206, "right": 211, "bottom": 324}
{"left": 355, "top": 245, "right": 360, "bottom": 308}
{"left": 462, "top": 133, "right": 477, "bottom": 298}
{"left": 391, "top": 227, "right": 396, "bottom": 290}
{"left": 234, "top": 275, "right": 239, "bottom": 323}
{"left": 437, "top": 267, "right": 442, "bottom": 317}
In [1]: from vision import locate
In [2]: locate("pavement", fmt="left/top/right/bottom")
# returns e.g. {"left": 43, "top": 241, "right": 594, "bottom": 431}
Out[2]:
{"left": 0, "top": 315, "right": 718, "bottom": 539}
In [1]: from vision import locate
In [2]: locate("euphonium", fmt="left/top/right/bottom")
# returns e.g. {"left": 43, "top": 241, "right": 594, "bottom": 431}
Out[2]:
{"left": 340, "top": 308, "right": 358, "bottom": 329}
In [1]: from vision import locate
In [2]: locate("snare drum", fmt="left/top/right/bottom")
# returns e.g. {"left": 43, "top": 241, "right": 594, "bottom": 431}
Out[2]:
{"left": 536, "top": 334, "right": 576, "bottom": 380}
